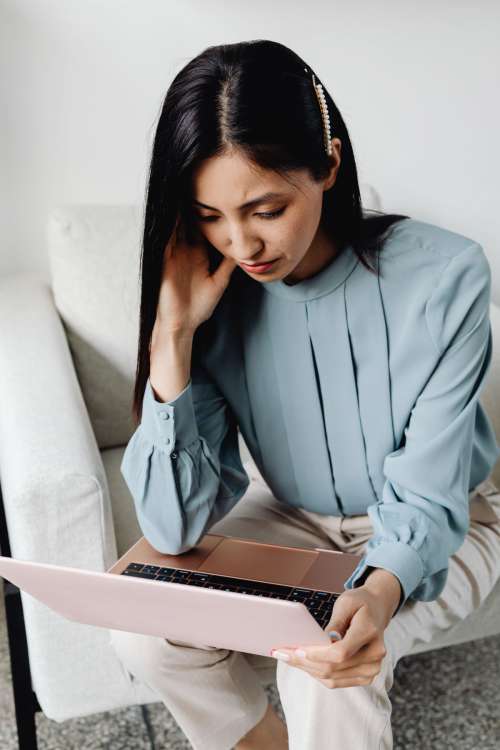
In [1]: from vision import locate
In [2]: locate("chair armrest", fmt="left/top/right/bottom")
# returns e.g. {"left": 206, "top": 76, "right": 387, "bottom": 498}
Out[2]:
{"left": 0, "top": 274, "right": 137, "bottom": 720}
{"left": 0, "top": 273, "right": 117, "bottom": 571}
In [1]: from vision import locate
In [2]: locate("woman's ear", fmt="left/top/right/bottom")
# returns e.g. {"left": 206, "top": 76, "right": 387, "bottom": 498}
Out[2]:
{"left": 324, "top": 138, "right": 342, "bottom": 191}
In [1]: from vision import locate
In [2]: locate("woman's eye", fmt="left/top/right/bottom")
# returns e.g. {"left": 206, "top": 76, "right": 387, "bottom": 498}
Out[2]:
{"left": 258, "top": 207, "right": 286, "bottom": 220}
{"left": 196, "top": 207, "right": 286, "bottom": 222}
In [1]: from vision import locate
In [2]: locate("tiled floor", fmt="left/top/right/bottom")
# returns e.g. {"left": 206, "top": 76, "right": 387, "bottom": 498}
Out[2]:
{"left": 1, "top": 591, "right": 499, "bottom": 749}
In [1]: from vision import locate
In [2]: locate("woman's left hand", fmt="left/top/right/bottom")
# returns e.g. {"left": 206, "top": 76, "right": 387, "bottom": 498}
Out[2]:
{"left": 270, "top": 569, "right": 402, "bottom": 689}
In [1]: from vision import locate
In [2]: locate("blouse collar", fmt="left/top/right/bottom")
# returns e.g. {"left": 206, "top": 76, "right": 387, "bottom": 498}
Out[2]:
{"left": 261, "top": 242, "right": 360, "bottom": 302}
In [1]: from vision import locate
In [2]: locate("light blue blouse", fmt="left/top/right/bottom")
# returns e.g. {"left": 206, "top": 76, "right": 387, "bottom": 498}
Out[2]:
{"left": 121, "top": 217, "right": 500, "bottom": 616}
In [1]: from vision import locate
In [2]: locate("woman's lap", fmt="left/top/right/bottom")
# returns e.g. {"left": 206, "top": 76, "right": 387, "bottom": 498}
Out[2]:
{"left": 109, "top": 467, "right": 500, "bottom": 749}
{"left": 209, "top": 465, "right": 500, "bottom": 677}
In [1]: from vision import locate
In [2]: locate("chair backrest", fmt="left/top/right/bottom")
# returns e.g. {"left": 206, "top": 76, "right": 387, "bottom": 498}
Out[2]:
{"left": 48, "top": 204, "right": 142, "bottom": 449}
{"left": 46, "top": 194, "right": 500, "bottom": 489}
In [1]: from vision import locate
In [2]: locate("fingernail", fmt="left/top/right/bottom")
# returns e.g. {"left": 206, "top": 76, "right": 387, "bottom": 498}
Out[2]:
{"left": 272, "top": 650, "right": 290, "bottom": 661}
{"left": 328, "top": 630, "right": 342, "bottom": 641}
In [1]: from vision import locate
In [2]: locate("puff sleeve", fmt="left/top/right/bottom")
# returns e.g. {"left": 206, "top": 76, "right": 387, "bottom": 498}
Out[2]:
{"left": 120, "top": 363, "right": 250, "bottom": 555}
{"left": 344, "top": 242, "right": 500, "bottom": 616}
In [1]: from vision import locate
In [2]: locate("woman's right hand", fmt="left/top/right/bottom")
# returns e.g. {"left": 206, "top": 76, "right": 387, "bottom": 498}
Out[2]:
{"left": 153, "top": 214, "right": 238, "bottom": 341}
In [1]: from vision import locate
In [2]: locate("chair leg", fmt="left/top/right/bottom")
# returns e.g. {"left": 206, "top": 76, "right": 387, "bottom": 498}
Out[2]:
{"left": 140, "top": 704, "right": 157, "bottom": 749}
{"left": 1, "top": 481, "right": 39, "bottom": 750}
{"left": 3, "top": 580, "right": 39, "bottom": 750}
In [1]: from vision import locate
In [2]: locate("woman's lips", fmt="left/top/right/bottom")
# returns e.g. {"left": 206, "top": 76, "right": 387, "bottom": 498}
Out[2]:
{"left": 240, "top": 258, "right": 279, "bottom": 274}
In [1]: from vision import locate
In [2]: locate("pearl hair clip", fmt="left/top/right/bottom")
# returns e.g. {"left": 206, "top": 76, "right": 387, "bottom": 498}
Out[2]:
{"left": 305, "top": 67, "right": 333, "bottom": 156}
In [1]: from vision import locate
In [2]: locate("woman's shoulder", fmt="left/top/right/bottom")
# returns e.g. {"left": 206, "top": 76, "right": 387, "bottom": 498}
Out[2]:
{"left": 374, "top": 217, "right": 491, "bottom": 353}
{"left": 380, "top": 216, "right": 484, "bottom": 265}
{"left": 377, "top": 217, "right": 490, "bottom": 298}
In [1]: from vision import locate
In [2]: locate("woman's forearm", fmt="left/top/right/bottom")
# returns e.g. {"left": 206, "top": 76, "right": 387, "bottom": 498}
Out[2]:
{"left": 149, "top": 329, "right": 194, "bottom": 403}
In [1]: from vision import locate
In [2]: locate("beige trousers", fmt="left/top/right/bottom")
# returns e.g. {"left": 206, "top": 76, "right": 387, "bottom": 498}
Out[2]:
{"left": 109, "top": 460, "right": 500, "bottom": 750}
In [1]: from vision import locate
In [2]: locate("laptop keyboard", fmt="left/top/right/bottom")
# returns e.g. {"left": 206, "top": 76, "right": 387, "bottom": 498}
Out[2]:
{"left": 120, "top": 562, "right": 339, "bottom": 630}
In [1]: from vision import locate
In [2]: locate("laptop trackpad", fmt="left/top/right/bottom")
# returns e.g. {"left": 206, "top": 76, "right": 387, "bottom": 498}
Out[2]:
{"left": 199, "top": 538, "right": 318, "bottom": 586}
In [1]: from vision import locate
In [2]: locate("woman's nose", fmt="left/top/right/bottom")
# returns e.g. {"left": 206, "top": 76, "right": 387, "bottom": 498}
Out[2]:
{"left": 226, "top": 229, "right": 263, "bottom": 263}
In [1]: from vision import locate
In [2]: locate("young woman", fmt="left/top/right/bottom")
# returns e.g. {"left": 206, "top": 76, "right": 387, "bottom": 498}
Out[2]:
{"left": 109, "top": 40, "right": 500, "bottom": 750}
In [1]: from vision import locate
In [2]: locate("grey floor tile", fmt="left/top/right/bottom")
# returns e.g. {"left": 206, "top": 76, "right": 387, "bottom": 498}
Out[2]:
{"left": 390, "top": 636, "right": 500, "bottom": 749}
{"left": 33, "top": 705, "right": 152, "bottom": 750}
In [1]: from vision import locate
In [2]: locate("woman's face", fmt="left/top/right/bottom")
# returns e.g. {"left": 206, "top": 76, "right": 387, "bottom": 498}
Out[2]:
{"left": 190, "top": 141, "right": 342, "bottom": 284}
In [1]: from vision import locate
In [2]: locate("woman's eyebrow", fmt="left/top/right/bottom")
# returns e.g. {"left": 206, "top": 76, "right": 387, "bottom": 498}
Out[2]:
{"left": 192, "top": 191, "right": 288, "bottom": 212}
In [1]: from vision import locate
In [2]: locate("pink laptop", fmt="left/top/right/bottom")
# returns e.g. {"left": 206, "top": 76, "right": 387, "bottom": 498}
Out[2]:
{"left": 0, "top": 533, "right": 362, "bottom": 657}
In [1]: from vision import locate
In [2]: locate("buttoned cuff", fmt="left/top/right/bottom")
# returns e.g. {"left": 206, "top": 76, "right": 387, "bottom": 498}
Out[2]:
{"left": 140, "top": 377, "right": 199, "bottom": 456}
{"left": 343, "top": 541, "right": 425, "bottom": 617}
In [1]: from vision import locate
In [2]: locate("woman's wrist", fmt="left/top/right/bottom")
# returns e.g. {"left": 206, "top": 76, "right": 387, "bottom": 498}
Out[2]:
{"left": 363, "top": 567, "right": 403, "bottom": 621}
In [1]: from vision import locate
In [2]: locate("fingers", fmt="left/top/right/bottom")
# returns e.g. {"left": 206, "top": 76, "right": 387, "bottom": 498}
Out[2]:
{"left": 278, "top": 636, "right": 385, "bottom": 671}
{"left": 271, "top": 636, "right": 387, "bottom": 684}
{"left": 328, "top": 654, "right": 383, "bottom": 673}
{"left": 317, "top": 674, "right": 376, "bottom": 689}
{"left": 279, "top": 654, "right": 383, "bottom": 687}
{"left": 328, "top": 606, "right": 377, "bottom": 661}
{"left": 321, "top": 659, "right": 381, "bottom": 681}
{"left": 211, "top": 255, "right": 238, "bottom": 289}
{"left": 165, "top": 215, "right": 182, "bottom": 257}
{"left": 329, "top": 640, "right": 386, "bottom": 671}
{"left": 283, "top": 648, "right": 380, "bottom": 676}
{"left": 163, "top": 229, "right": 176, "bottom": 265}
{"left": 290, "top": 651, "right": 382, "bottom": 677}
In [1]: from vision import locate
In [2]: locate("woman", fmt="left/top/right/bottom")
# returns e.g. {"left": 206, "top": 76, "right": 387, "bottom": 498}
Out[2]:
{"left": 109, "top": 40, "right": 500, "bottom": 749}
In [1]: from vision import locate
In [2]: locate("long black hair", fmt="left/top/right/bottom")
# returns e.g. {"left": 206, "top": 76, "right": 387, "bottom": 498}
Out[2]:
{"left": 131, "top": 39, "right": 409, "bottom": 425}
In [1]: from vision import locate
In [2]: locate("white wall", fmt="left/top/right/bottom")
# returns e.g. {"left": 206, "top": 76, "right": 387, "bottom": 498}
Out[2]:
{"left": 1, "top": 0, "right": 499, "bottom": 302}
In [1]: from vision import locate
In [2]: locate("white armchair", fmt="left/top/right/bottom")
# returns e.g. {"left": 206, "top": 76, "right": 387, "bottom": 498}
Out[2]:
{"left": 1, "top": 193, "right": 499, "bottom": 749}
